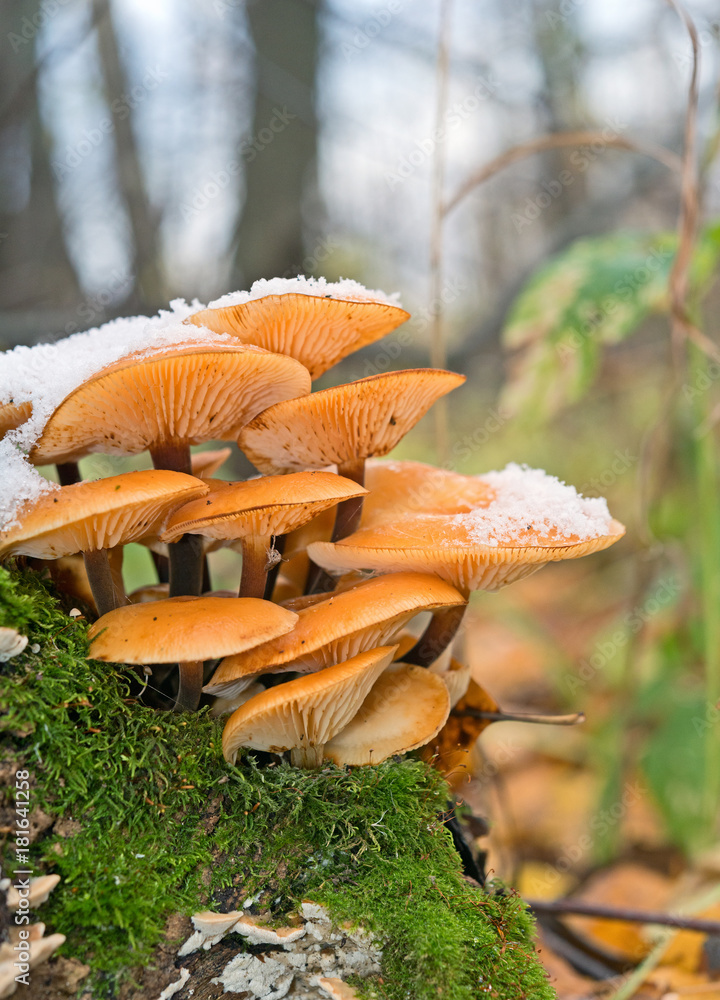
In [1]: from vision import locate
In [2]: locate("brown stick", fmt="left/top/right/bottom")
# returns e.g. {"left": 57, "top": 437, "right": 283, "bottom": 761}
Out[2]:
{"left": 444, "top": 131, "right": 683, "bottom": 218}
{"left": 526, "top": 898, "right": 720, "bottom": 935}
{"left": 453, "top": 708, "right": 585, "bottom": 726}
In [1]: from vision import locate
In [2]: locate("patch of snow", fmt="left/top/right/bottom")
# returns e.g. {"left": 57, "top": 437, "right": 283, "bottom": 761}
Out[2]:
{"left": 460, "top": 463, "right": 612, "bottom": 547}
{"left": 208, "top": 276, "right": 402, "bottom": 310}
{"left": 0, "top": 299, "right": 250, "bottom": 530}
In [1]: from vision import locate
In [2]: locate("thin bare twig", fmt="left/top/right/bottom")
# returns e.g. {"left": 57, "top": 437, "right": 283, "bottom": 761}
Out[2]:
{"left": 527, "top": 897, "right": 720, "bottom": 935}
{"left": 429, "top": 0, "right": 453, "bottom": 462}
{"left": 666, "top": 0, "right": 701, "bottom": 354}
{"left": 452, "top": 708, "right": 585, "bottom": 726}
{"left": 444, "top": 131, "right": 682, "bottom": 218}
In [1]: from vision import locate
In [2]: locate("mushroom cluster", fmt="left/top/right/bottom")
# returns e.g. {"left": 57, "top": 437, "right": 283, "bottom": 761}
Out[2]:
{"left": 0, "top": 276, "right": 624, "bottom": 769}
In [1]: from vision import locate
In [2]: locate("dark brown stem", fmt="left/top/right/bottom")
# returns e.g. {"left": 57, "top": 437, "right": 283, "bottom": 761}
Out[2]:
{"left": 151, "top": 442, "right": 205, "bottom": 596}
{"left": 333, "top": 459, "right": 366, "bottom": 541}
{"left": 263, "top": 535, "right": 285, "bottom": 600}
{"left": 240, "top": 535, "right": 271, "bottom": 598}
{"left": 404, "top": 603, "right": 466, "bottom": 667}
{"left": 149, "top": 442, "right": 192, "bottom": 475}
{"left": 526, "top": 898, "right": 720, "bottom": 935}
{"left": 305, "top": 459, "right": 366, "bottom": 594}
{"left": 174, "top": 660, "right": 203, "bottom": 713}
{"left": 152, "top": 551, "right": 170, "bottom": 584}
{"left": 168, "top": 535, "right": 204, "bottom": 597}
{"left": 84, "top": 548, "right": 124, "bottom": 617}
{"left": 453, "top": 709, "right": 585, "bottom": 726}
{"left": 57, "top": 462, "right": 81, "bottom": 486}
{"left": 304, "top": 560, "right": 335, "bottom": 596}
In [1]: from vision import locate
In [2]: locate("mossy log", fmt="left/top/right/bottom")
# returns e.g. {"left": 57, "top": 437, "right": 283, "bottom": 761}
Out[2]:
{"left": 0, "top": 566, "right": 555, "bottom": 1000}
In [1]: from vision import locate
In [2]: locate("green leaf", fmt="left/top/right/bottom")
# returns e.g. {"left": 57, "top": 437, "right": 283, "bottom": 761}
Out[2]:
{"left": 500, "top": 227, "right": 720, "bottom": 422}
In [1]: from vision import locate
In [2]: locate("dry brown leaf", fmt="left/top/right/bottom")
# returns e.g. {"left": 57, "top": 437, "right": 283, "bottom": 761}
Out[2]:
{"left": 565, "top": 864, "right": 677, "bottom": 962}
{"left": 421, "top": 677, "right": 499, "bottom": 788}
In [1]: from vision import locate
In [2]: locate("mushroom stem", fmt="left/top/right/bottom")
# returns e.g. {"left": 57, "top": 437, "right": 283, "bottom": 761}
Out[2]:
{"left": 57, "top": 461, "right": 81, "bottom": 486}
{"left": 151, "top": 443, "right": 205, "bottom": 596}
{"left": 332, "top": 459, "right": 366, "bottom": 541}
{"left": 306, "top": 461, "right": 367, "bottom": 595}
{"left": 240, "top": 535, "right": 272, "bottom": 598}
{"left": 174, "top": 660, "right": 204, "bottom": 712}
{"left": 149, "top": 442, "right": 192, "bottom": 475}
{"left": 263, "top": 535, "right": 286, "bottom": 600}
{"left": 404, "top": 603, "right": 466, "bottom": 668}
{"left": 290, "top": 745, "right": 324, "bottom": 768}
{"left": 168, "top": 535, "right": 205, "bottom": 597}
{"left": 84, "top": 548, "right": 125, "bottom": 616}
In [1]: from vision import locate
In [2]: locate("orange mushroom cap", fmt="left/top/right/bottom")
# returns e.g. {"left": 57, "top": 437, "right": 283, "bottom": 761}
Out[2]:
{"left": 308, "top": 463, "right": 625, "bottom": 593}
{"left": 238, "top": 369, "right": 465, "bottom": 475}
{"left": 221, "top": 645, "right": 398, "bottom": 765}
{"left": 0, "top": 400, "right": 32, "bottom": 440}
{"left": 187, "top": 292, "right": 409, "bottom": 380}
{"left": 161, "top": 472, "right": 368, "bottom": 543}
{"left": 88, "top": 595, "right": 297, "bottom": 664}
{"left": 31, "top": 343, "right": 311, "bottom": 465}
{"left": 0, "top": 470, "right": 208, "bottom": 560}
{"left": 205, "top": 571, "right": 466, "bottom": 696}
{"left": 323, "top": 662, "right": 451, "bottom": 766}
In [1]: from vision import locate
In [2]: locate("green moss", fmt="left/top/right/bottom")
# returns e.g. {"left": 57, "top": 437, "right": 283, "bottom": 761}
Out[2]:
{"left": 0, "top": 565, "right": 554, "bottom": 999}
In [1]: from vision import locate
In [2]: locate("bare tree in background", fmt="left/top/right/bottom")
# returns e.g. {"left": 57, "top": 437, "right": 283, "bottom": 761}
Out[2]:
{"left": 93, "top": 0, "right": 164, "bottom": 309}
{"left": 0, "top": 0, "right": 81, "bottom": 318}
{"left": 233, "top": 0, "right": 322, "bottom": 286}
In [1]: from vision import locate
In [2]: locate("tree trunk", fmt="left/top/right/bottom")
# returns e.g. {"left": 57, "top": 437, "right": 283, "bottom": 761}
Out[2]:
{"left": 232, "top": 0, "right": 322, "bottom": 286}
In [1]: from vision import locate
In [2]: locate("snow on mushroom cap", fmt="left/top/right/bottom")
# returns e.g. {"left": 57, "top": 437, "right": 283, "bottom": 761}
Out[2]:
{"left": 0, "top": 300, "right": 240, "bottom": 530}
{"left": 207, "top": 275, "right": 402, "bottom": 310}
{"left": 461, "top": 463, "right": 614, "bottom": 547}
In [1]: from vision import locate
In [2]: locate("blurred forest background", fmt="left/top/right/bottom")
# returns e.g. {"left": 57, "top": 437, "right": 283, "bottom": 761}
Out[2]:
{"left": 4, "top": 0, "right": 720, "bottom": 980}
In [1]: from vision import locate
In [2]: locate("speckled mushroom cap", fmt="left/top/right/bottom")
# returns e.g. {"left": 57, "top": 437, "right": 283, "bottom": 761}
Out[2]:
{"left": 161, "top": 472, "right": 368, "bottom": 543}
{"left": 87, "top": 595, "right": 298, "bottom": 664}
{"left": 0, "top": 400, "right": 32, "bottom": 439}
{"left": 221, "top": 645, "right": 398, "bottom": 764}
{"left": 237, "top": 369, "right": 466, "bottom": 475}
{"left": 323, "top": 663, "right": 451, "bottom": 766}
{"left": 204, "top": 572, "right": 466, "bottom": 696}
{"left": 30, "top": 342, "right": 311, "bottom": 465}
{"left": 0, "top": 470, "right": 208, "bottom": 559}
{"left": 186, "top": 294, "right": 410, "bottom": 380}
{"left": 308, "top": 463, "right": 625, "bottom": 594}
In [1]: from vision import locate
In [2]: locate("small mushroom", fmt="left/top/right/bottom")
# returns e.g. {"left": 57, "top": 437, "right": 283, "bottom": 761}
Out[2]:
{"left": 161, "top": 472, "right": 368, "bottom": 598}
{"left": 0, "top": 471, "right": 208, "bottom": 615}
{"left": 88, "top": 595, "right": 297, "bottom": 712}
{"left": 222, "top": 646, "right": 398, "bottom": 767}
{"left": 204, "top": 572, "right": 465, "bottom": 698}
{"left": 0, "top": 627, "right": 28, "bottom": 662}
{"left": 323, "top": 662, "right": 450, "bottom": 766}
{"left": 187, "top": 282, "right": 410, "bottom": 380}
{"left": 309, "top": 462, "right": 625, "bottom": 665}
{"left": 238, "top": 369, "right": 465, "bottom": 542}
